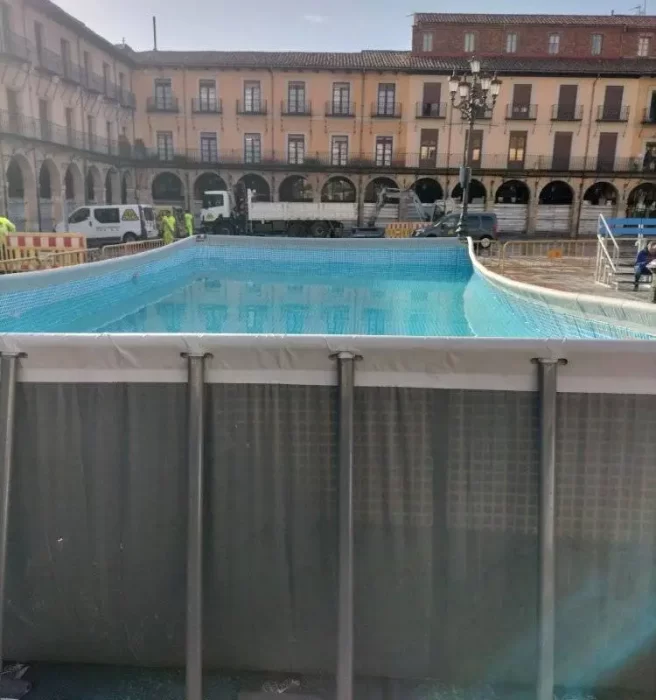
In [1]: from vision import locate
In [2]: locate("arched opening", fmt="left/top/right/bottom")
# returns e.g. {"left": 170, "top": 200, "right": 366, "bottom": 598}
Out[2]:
{"left": 495, "top": 180, "right": 530, "bottom": 204}
{"left": 121, "top": 172, "right": 130, "bottom": 204}
{"left": 452, "top": 180, "right": 487, "bottom": 204}
{"left": 413, "top": 178, "right": 443, "bottom": 204}
{"left": 85, "top": 166, "right": 102, "bottom": 203}
{"left": 364, "top": 177, "right": 398, "bottom": 203}
{"left": 583, "top": 182, "right": 618, "bottom": 206}
{"left": 627, "top": 183, "right": 656, "bottom": 218}
{"left": 105, "top": 169, "right": 119, "bottom": 205}
{"left": 539, "top": 181, "right": 573, "bottom": 205}
{"left": 38, "top": 160, "right": 61, "bottom": 231}
{"left": 322, "top": 176, "right": 357, "bottom": 203}
{"left": 194, "top": 173, "right": 227, "bottom": 201}
{"left": 152, "top": 172, "right": 184, "bottom": 203}
{"left": 237, "top": 174, "right": 270, "bottom": 202}
{"left": 6, "top": 155, "right": 35, "bottom": 231}
{"left": 536, "top": 180, "right": 574, "bottom": 234}
{"left": 64, "top": 168, "right": 75, "bottom": 201}
{"left": 279, "top": 175, "right": 313, "bottom": 203}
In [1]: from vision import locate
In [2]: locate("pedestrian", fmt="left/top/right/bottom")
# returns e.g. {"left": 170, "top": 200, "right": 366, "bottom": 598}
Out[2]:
{"left": 184, "top": 210, "right": 194, "bottom": 237}
{"left": 633, "top": 241, "right": 656, "bottom": 290}
{"left": 0, "top": 214, "right": 16, "bottom": 251}
{"left": 161, "top": 213, "right": 176, "bottom": 245}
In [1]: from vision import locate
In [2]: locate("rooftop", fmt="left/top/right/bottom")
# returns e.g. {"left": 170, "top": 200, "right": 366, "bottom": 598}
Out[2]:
{"left": 414, "top": 12, "right": 656, "bottom": 27}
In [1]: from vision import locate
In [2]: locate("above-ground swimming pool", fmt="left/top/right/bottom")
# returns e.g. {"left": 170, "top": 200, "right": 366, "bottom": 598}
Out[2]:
{"left": 0, "top": 236, "right": 654, "bottom": 338}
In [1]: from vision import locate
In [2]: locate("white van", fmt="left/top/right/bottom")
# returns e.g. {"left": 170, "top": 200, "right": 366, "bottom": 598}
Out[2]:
{"left": 55, "top": 204, "right": 157, "bottom": 243}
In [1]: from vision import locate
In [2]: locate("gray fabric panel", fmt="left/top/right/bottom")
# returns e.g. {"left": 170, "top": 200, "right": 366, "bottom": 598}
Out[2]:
{"left": 3, "top": 383, "right": 656, "bottom": 693}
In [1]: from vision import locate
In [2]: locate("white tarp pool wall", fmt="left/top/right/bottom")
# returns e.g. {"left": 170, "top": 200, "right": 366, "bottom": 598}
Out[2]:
{"left": 0, "top": 239, "right": 655, "bottom": 698}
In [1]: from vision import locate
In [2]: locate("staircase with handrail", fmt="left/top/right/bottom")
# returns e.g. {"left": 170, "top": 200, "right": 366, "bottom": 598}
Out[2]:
{"left": 595, "top": 215, "right": 655, "bottom": 290}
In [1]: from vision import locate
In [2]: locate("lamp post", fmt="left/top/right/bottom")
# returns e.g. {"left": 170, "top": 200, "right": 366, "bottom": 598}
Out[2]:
{"left": 449, "top": 58, "right": 501, "bottom": 237}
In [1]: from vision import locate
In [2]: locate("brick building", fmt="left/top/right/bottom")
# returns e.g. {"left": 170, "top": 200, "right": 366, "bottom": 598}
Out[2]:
{"left": 1, "top": 3, "right": 656, "bottom": 234}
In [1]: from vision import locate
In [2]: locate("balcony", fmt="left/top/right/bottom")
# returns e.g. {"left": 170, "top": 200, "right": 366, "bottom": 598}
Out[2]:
{"left": 83, "top": 71, "right": 105, "bottom": 94}
{"left": 146, "top": 96, "right": 180, "bottom": 113}
{"left": 596, "top": 105, "right": 630, "bottom": 122}
{"left": 35, "top": 47, "right": 63, "bottom": 76}
{"left": 470, "top": 106, "right": 493, "bottom": 120}
{"left": 119, "top": 89, "right": 137, "bottom": 109}
{"left": 551, "top": 104, "right": 583, "bottom": 121}
{"left": 325, "top": 101, "right": 355, "bottom": 117}
{"left": 0, "top": 31, "right": 31, "bottom": 62}
{"left": 191, "top": 98, "right": 222, "bottom": 114}
{"left": 506, "top": 103, "right": 538, "bottom": 120}
{"left": 61, "top": 59, "right": 82, "bottom": 85}
{"left": 281, "top": 100, "right": 312, "bottom": 116}
{"left": 371, "top": 102, "right": 402, "bottom": 118}
{"left": 416, "top": 102, "right": 447, "bottom": 119}
{"left": 236, "top": 100, "right": 268, "bottom": 116}
{"left": 641, "top": 108, "right": 656, "bottom": 124}
{"left": 103, "top": 81, "right": 118, "bottom": 101}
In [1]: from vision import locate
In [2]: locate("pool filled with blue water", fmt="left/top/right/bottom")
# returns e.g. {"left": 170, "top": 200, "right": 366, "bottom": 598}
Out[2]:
{"left": 0, "top": 239, "right": 652, "bottom": 339}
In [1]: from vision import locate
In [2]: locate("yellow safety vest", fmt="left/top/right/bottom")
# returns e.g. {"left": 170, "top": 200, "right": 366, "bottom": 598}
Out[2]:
{"left": 0, "top": 217, "right": 16, "bottom": 234}
{"left": 184, "top": 213, "right": 194, "bottom": 236}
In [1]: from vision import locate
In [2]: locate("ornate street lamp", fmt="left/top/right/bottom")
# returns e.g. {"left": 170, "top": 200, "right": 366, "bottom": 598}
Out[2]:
{"left": 449, "top": 58, "right": 502, "bottom": 237}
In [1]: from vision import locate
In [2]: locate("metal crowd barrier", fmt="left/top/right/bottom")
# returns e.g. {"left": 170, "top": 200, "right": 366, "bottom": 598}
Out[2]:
{"left": 498, "top": 239, "right": 597, "bottom": 273}
{"left": 100, "top": 239, "right": 165, "bottom": 259}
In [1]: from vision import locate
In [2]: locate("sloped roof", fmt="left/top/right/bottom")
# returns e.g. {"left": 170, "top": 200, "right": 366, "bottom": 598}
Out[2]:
{"left": 414, "top": 13, "right": 656, "bottom": 27}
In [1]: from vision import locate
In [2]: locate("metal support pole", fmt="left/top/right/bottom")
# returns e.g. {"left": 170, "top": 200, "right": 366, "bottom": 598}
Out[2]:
{"left": 184, "top": 352, "right": 209, "bottom": 700}
{"left": 0, "top": 354, "right": 21, "bottom": 670}
{"left": 336, "top": 351, "right": 356, "bottom": 700}
{"left": 535, "top": 358, "right": 561, "bottom": 700}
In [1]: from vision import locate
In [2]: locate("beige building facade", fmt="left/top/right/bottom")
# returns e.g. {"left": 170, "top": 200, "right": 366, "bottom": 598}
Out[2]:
{"left": 1, "top": 3, "right": 656, "bottom": 235}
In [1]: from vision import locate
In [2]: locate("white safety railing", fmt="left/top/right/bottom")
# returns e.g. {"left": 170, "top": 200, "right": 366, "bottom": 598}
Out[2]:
{"left": 595, "top": 214, "right": 621, "bottom": 286}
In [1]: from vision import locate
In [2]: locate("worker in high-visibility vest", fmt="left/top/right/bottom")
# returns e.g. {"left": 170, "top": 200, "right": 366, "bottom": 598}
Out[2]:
{"left": 0, "top": 215, "right": 16, "bottom": 253}
{"left": 161, "top": 214, "right": 176, "bottom": 244}
{"left": 184, "top": 210, "right": 194, "bottom": 237}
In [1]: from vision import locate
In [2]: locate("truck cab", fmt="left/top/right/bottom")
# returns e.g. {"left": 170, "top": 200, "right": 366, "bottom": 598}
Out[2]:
{"left": 200, "top": 190, "right": 235, "bottom": 232}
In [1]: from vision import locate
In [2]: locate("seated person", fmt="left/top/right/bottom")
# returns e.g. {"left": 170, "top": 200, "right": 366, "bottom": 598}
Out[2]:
{"left": 634, "top": 242, "right": 656, "bottom": 290}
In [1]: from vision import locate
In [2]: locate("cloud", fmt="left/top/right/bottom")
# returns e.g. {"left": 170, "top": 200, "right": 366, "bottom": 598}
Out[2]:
{"left": 303, "top": 14, "right": 326, "bottom": 23}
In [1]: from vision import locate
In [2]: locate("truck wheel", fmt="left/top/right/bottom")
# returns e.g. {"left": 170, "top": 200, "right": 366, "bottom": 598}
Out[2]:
{"left": 123, "top": 232, "right": 137, "bottom": 243}
{"left": 214, "top": 221, "right": 234, "bottom": 236}
{"left": 287, "top": 222, "right": 307, "bottom": 238}
{"left": 310, "top": 221, "right": 330, "bottom": 238}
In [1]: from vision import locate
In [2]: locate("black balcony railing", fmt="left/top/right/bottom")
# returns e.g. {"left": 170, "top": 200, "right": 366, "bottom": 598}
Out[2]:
{"left": 61, "top": 59, "right": 82, "bottom": 85}
{"left": 192, "top": 97, "right": 222, "bottom": 114}
{"left": 35, "top": 47, "right": 63, "bottom": 76}
{"left": 416, "top": 102, "right": 447, "bottom": 119}
{"left": 506, "top": 103, "right": 538, "bottom": 120}
{"left": 641, "top": 108, "right": 656, "bottom": 124}
{"left": 83, "top": 71, "right": 105, "bottom": 94}
{"left": 325, "top": 101, "right": 355, "bottom": 117}
{"left": 471, "top": 106, "right": 493, "bottom": 120}
{"left": 0, "top": 31, "right": 31, "bottom": 62}
{"left": 236, "top": 99, "right": 268, "bottom": 115}
{"left": 281, "top": 100, "right": 312, "bottom": 116}
{"left": 119, "top": 89, "right": 136, "bottom": 109}
{"left": 596, "top": 105, "right": 630, "bottom": 122}
{"left": 371, "top": 102, "right": 402, "bottom": 118}
{"left": 146, "top": 96, "right": 180, "bottom": 113}
{"left": 550, "top": 104, "right": 584, "bottom": 121}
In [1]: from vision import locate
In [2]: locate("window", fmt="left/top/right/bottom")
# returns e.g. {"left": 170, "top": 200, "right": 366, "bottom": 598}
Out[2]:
{"left": 69, "top": 207, "right": 90, "bottom": 224}
{"left": 94, "top": 207, "right": 120, "bottom": 224}
{"left": 331, "top": 136, "right": 349, "bottom": 166}
{"left": 154, "top": 79, "right": 172, "bottom": 109}
{"left": 508, "top": 131, "right": 527, "bottom": 168}
{"left": 244, "top": 81, "right": 261, "bottom": 113}
{"left": 60, "top": 39, "right": 71, "bottom": 76}
{"left": 38, "top": 99, "right": 49, "bottom": 140}
{"left": 419, "top": 129, "right": 438, "bottom": 167}
{"left": 287, "top": 134, "right": 305, "bottom": 165}
{"left": 464, "top": 32, "right": 475, "bottom": 52}
{"left": 103, "top": 62, "right": 111, "bottom": 92}
{"left": 156, "top": 131, "right": 173, "bottom": 160}
{"left": 203, "top": 193, "right": 224, "bottom": 209}
{"left": 200, "top": 132, "right": 218, "bottom": 162}
{"left": 87, "top": 115, "right": 95, "bottom": 150}
{"left": 470, "top": 130, "right": 483, "bottom": 167}
{"left": 375, "top": 136, "right": 393, "bottom": 167}
{"left": 118, "top": 72, "right": 125, "bottom": 98}
{"left": 83, "top": 51, "right": 91, "bottom": 81}
{"left": 65, "top": 107, "right": 74, "bottom": 145}
{"left": 422, "top": 32, "right": 433, "bottom": 52}
{"left": 638, "top": 36, "right": 651, "bottom": 57}
{"left": 287, "top": 82, "right": 306, "bottom": 113}
{"left": 506, "top": 32, "right": 518, "bottom": 54}
{"left": 106, "top": 121, "right": 112, "bottom": 154}
{"left": 332, "top": 83, "right": 351, "bottom": 115}
{"left": 34, "top": 21, "right": 43, "bottom": 61}
{"left": 377, "top": 83, "right": 396, "bottom": 116}
{"left": 198, "top": 80, "right": 217, "bottom": 111}
{"left": 591, "top": 34, "right": 603, "bottom": 56}
{"left": 548, "top": 34, "right": 560, "bottom": 55}
{"left": 244, "top": 133, "right": 261, "bottom": 163}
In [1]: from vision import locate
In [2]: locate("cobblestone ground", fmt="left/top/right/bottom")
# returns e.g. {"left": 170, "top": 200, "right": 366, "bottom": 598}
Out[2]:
{"left": 481, "top": 255, "right": 653, "bottom": 303}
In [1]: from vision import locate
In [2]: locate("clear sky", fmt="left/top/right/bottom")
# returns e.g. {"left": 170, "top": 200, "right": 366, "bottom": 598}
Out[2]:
{"left": 55, "top": 0, "right": 647, "bottom": 53}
